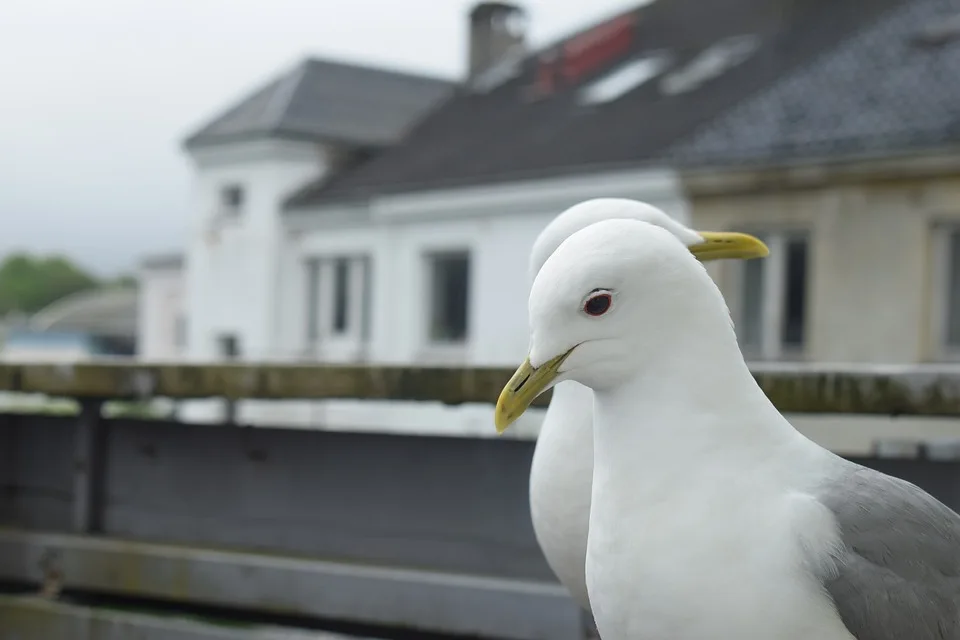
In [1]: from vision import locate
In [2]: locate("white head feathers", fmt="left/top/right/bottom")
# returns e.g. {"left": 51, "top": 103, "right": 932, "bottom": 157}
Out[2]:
{"left": 527, "top": 198, "right": 701, "bottom": 283}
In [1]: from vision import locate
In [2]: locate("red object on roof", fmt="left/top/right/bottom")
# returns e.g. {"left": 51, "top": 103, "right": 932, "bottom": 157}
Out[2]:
{"left": 561, "top": 13, "right": 638, "bottom": 83}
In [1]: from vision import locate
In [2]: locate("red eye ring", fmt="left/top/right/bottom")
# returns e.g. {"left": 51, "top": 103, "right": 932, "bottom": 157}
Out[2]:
{"left": 583, "top": 292, "right": 612, "bottom": 317}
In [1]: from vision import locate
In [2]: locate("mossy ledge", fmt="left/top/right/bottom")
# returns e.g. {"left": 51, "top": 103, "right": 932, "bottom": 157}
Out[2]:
{"left": 0, "top": 362, "right": 958, "bottom": 415}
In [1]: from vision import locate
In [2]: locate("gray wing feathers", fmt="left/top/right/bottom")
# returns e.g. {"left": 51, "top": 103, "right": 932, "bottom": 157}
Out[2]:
{"left": 816, "top": 462, "right": 960, "bottom": 639}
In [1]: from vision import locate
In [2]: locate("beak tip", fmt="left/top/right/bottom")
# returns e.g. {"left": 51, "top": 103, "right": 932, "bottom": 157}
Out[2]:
{"left": 493, "top": 407, "right": 512, "bottom": 434}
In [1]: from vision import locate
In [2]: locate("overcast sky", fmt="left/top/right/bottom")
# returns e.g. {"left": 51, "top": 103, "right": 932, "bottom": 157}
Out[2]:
{"left": 0, "top": 0, "right": 639, "bottom": 276}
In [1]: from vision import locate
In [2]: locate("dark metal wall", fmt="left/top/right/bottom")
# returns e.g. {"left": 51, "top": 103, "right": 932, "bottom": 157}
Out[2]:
{"left": 4, "top": 413, "right": 960, "bottom": 580}
{"left": 0, "top": 414, "right": 553, "bottom": 582}
{"left": 0, "top": 414, "right": 75, "bottom": 531}
{"left": 3, "top": 412, "right": 960, "bottom": 640}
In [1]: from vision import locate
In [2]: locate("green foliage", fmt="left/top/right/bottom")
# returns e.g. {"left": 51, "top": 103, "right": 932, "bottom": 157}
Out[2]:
{"left": 0, "top": 252, "right": 101, "bottom": 315}
{"left": 109, "top": 273, "right": 138, "bottom": 289}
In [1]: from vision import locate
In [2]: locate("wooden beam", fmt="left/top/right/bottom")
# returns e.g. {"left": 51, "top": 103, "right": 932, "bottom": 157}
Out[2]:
{"left": 0, "top": 362, "right": 959, "bottom": 416}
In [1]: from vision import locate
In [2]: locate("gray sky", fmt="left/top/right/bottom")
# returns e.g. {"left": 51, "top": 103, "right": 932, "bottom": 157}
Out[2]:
{"left": 0, "top": 0, "right": 637, "bottom": 276}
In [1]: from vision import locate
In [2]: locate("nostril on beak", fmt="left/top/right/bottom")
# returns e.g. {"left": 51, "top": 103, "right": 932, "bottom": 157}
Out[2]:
{"left": 513, "top": 373, "right": 531, "bottom": 392}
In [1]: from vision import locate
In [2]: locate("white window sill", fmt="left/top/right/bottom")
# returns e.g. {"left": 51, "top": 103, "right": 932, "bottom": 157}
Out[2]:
{"left": 304, "top": 341, "right": 369, "bottom": 364}
{"left": 928, "top": 347, "right": 960, "bottom": 363}
{"left": 741, "top": 348, "right": 807, "bottom": 364}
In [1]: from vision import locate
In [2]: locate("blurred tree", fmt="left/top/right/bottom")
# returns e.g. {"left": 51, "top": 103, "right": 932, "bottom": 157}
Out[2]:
{"left": 0, "top": 252, "right": 100, "bottom": 315}
{"left": 109, "top": 273, "right": 138, "bottom": 288}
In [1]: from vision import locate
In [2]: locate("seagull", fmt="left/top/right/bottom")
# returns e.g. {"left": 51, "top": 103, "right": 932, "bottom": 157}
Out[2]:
{"left": 497, "top": 218, "right": 960, "bottom": 639}
{"left": 525, "top": 198, "right": 768, "bottom": 612}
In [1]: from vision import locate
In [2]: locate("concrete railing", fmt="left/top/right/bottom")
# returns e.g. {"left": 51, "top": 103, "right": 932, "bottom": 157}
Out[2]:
{"left": 3, "top": 360, "right": 960, "bottom": 413}
{"left": 2, "top": 361, "right": 960, "bottom": 640}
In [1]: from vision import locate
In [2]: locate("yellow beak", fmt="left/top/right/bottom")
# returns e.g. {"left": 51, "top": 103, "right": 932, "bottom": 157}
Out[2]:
{"left": 493, "top": 230, "right": 768, "bottom": 434}
{"left": 494, "top": 351, "right": 571, "bottom": 434}
{"left": 688, "top": 231, "right": 769, "bottom": 260}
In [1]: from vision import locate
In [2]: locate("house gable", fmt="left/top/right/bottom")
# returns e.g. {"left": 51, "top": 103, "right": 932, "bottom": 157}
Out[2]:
{"left": 183, "top": 58, "right": 453, "bottom": 151}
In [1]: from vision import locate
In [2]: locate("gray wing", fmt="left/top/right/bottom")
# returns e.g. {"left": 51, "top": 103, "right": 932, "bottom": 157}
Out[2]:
{"left": 815, "top": 461, "right": 960, "bottom": 639}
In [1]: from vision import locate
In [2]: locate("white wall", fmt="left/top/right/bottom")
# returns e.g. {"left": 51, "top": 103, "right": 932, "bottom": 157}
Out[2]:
{"left": 137, "top": 262, "right": 185, "bottom": 360}
{"left": 283, "top": 167, "right": 690, "bottom": 367}
{"left": 184, "top": 139, "right": 328, "bottom": 362}
{"left": 173, "top": 139, "right": 328, "bottom": 423}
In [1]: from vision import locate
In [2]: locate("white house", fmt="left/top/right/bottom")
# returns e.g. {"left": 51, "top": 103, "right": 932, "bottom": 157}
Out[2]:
{"left": 134, "top": 1, "right": 699, "bottom": 429}
{"left": 139, "top": 0, "right": 960, "bottom": 451}
{"left": 276, "top": 168, "right": 688, "bottom": 368}
{"left": 134, "top": 0, "right": 812, "bottom": 428}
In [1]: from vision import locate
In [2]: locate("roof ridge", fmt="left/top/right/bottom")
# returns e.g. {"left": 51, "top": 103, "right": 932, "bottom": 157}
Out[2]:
{"left": 301, "top": 55, "right": 455, "bottom": 84}
{"left": 181, "top": 65, "right": 292, "bottom": 147}
{"left": 263, "top": 60, "right": 311, "bottom": 132}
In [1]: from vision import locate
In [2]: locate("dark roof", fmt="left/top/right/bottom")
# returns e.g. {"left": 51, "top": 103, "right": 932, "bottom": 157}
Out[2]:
{"left": 184, "top": 58, "right": 454, "bottom": 150}
{"left": 286, "top": 0, "right": 907, "bottom": 208}
{"left": 140, "top": 252, "right": 184, "bottom": 270}
{"left": 667, "top": 0, "right": 960, "bottom": 167}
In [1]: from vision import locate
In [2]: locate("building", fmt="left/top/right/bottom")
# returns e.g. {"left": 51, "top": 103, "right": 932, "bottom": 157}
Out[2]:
{"left": 138, "top": 55, "right": 453, "bottom": 361}
{"left": 140, "top": 0, "right": 960, "bottom": 437}
{"left": 0, "top": 288, "right": 138, "bottom": 361}
{"left": 672, "top": 0, "right": 960, "bottom": 365}
{"left": 278, "top": 0, "right": 960, "bottom": 368}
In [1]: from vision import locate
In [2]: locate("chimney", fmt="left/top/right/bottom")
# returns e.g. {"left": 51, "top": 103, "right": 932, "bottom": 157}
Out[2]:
{"left": 467, "top": 2, "right": 528, "bottom": 81}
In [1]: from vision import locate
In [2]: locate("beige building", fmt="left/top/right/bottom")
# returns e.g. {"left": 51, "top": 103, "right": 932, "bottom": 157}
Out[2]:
{"left": 690, "top": 154, "right": 960, "bottom": 365}
{"left": 662, "top": 0, "right": 960, "bottom": 366}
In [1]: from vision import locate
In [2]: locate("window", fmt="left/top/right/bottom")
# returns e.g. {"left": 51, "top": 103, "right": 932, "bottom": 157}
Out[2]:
{"left": 305, "top": 255, "right": 370, "bottom": 346}
{"left": 580, "top": 53, "right": 671, "bottom": 104}
{"left": 427, "top": 251, "right": 470, "bottom": 343}
{"left": 938, "top": 227, "right": 960, "bottom": 352}
{"left": 220, "top": 184, "right": 245, "bottom": 216}
{"left": 218, "top": 333, "right": 240, "bottom": 360}
{"left": 912, "top": 13, "right": 960, "bottom": 47}
{"left": 736, "top": 230, "right": 809, "bottom": 359}
{"left": 660, "top": 34, "right": 760, "bottom": 95}
{"left": 333, "top": 258, "right": 350, "bottom": 334}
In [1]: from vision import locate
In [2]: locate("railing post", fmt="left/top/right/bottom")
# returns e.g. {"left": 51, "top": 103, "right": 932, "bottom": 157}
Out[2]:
{"left": 224, "top": 397, "right": 237, "bottom": 424}
{"left": 72, "top": 399, "right": 106, "bottom": 533}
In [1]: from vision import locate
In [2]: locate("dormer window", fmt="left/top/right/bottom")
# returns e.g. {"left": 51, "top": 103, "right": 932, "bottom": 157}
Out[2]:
{"left": 220, "top": 184, "right": 245, "bottom": 217}
{"left": 660, "top": 34, "right": 760, "bottom": 96}
{"left": 580, "top": 52, "right": 671, "bottom": 104}
{"left": 912, "top": 13, "right": 960, "bottom": 47}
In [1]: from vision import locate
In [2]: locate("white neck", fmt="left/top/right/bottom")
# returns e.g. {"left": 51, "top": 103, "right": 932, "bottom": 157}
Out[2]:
{"left": 590, "top": 324, "right": 806, "bottom": 502}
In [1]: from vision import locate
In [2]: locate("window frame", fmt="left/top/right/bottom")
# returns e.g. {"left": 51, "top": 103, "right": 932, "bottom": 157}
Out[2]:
{"left": 303, "top": 255, "right": 371, "bottom": 353}
{"left": 732, "top": 228, "right": 811, "bottom": 362}
{"left": 219, "top": 184, "right": 245, "bottom": 217}
{"left": 930, "top": 221, "right": 960, "bottom": 360}
{"left": 217, "top": 333, "right": 240, "bottom": 360}
{"left": 424, "top": 249, "right": 471, "bottom": 348}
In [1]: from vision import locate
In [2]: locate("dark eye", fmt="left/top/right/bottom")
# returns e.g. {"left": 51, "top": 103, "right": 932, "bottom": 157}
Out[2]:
{"left": 583, "top": 292, "right": 612, "bottom": 317}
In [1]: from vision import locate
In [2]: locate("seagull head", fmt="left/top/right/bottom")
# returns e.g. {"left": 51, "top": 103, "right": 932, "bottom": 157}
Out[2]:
{"left": 496, "top": 217, "right": 748, "bottom": 433}
{"left": 528, "top": 198, "right": 768, "bottom": 283}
